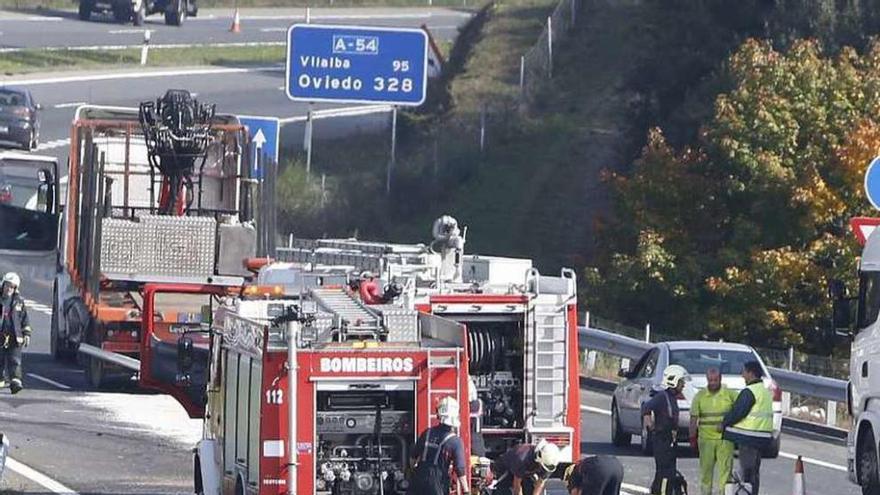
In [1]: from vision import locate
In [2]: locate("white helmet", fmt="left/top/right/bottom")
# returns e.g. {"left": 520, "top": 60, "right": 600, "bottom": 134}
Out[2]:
{"left": 360, "top": 270, "right": 374, "bottom": 280}
{"left": 2, "top": 273, "right": 20, "bottom": 290}
{"left": 534, "top": 439, "right": 561, "bottom": 473}
{"left": 662, "top": 364, "right": 689, "bottom": 389}
{"left": 437, "top": 397, "right": 460, "bottom": 427}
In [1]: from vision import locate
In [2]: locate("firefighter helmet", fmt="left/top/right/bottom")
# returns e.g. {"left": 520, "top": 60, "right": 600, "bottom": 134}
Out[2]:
{"left": 437, "top": 397, "right": 460, "bottom": 427}
{"left": 662, "top": 364, "right": 689, "bottom": 389}
{"left": 2, "top": 273, "right": 20, "bottom": 290}
{"left": 534, "top": 439, "right": 561, "bottom": 473}
{"left": 360, "top": 270, "right": 374, "bottom": 280}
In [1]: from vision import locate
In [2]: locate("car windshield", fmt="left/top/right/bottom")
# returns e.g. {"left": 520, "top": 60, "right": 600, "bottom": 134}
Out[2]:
{"left": 0, "top": 90, "right": 26, "bottom": 107}
{"left": 668, "top": 348, "right": 757, "bottom": 376}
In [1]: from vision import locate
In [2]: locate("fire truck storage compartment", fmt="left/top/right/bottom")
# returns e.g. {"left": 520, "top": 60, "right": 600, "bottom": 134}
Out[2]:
{"left": 315, "top": 383, "right": 415, "bottom": 495}
{"left": 463, "top": 316, "right": 525, "bottom": 431}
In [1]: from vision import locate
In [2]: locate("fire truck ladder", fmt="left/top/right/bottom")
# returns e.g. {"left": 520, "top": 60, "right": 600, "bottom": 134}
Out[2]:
{"left": 528, "top": 301, "right": 569, "bottom": 428}
{"left": 310, "top": 288, "right": 382, "bottom": 340}
{"left": 426, "top": 349, "right": 461, "bottom": 424}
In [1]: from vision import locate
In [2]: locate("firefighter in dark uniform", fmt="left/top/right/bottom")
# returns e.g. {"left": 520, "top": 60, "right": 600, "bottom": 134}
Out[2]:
{"left": 491, "top": 439, "right": 561, "bottom": 495}
{"left": 408, "top": 397, "right": 470, "bottom": 495}
{"left": 0, "top": 273, "right": 30, "bottom": 395}
{"left": 642, "top": 365, "right": 688, "bottom": 495}
{"left": 563, "top": 456, "right": 625, "bottom": 495}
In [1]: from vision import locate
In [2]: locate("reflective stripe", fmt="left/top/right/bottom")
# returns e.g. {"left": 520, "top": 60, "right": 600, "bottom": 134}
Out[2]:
{"left": 693, "top": 387, "right": 735, "bottom": 439}
{"left": 725, "top": 426, "right": 773, "bottom": 439}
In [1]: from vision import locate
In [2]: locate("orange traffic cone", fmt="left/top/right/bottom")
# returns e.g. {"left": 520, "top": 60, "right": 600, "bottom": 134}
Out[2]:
{"left": 230, "top": 8, "right": 241, "bottom": 33}
{"left": 792, "top": 456, "right": 805, "bottom": 495}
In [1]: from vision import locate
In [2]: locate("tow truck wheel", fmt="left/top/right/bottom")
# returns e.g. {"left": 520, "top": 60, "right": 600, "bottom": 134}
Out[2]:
{"left": 50, "top": 283, "right": 73, "bottom": 361}
{"left": 860, "top": 429, "right": 880, "bottom": 495}
{"left": 78, "top": 0, "right": 93, "bottom": 21}
{"left": 132, "top": 2, "right": 145, "bottom": 26}
{"left": 86, "top": 355, "right": 107, "bottom": 390}
{"left": 165, "top": 0, "right": 186, "bottom": 26}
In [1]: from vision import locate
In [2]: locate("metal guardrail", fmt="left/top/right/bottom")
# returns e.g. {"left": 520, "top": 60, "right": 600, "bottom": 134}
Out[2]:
{"left": 579, "top": 326, "right": 848, "bottom": 402}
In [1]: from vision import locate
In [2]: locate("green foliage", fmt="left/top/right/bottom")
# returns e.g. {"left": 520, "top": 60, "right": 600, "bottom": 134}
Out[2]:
{"left": 590, "top": 39, "right": 880, "bottom": 352}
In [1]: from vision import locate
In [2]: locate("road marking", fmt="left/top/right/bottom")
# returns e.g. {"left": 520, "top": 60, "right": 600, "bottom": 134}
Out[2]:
{"left": 5, "top": 65, "right": 282, "bottom": 86}
{"left": 108, "top": 29, "right": 144, "bottom": 34}
{"left": 580, "top": 403, "right": 850, "bottom": 473}
{"left": 53, "top": 102, "right": 86, "bottom": 109}
{"left": 0, "top": 41, "right": 286, "bottom": 53}
{"left": 260, "top": 27, "right": 287, "bottom": 32}
{"left": 0, "top": 16, "right": 63, "bottom": 22}
{"left": 779, "top": 451, "right": 847, "bottom": 472}
{"left": 22, "top": 297, "right": 52, "bottom": 316}
{"left": 27, "top": 373, "right": 71, "bottom": 391}
{"left": 581, "top": 404, "right": 611, "bottom": 416}
{"left": 6, "top": 457, "right": 78, "bottom": 494}
{"left": 36, "top": 138, "right": 71, "bottom": 152}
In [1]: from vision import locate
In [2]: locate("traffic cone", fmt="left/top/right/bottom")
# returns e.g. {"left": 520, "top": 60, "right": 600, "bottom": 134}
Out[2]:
{"left": 792, "top": 455, "right": 805, "bottom": 495}
{"left": 229, "top": 8, "right": 241, "bottom": 33}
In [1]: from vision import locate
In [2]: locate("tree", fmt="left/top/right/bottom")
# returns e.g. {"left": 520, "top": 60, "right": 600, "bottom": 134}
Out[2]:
{"left": 589, "top": 39, "right": 880, "bottom": 352}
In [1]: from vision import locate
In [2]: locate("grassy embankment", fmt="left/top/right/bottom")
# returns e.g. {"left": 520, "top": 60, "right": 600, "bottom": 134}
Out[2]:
{"left": 0, "top": 45, "right": 285, "bottom": 75}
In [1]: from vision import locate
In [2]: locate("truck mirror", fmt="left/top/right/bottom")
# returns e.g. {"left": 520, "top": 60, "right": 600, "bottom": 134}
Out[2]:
{"left": 177, "top": 336, "right": 194, "bottom": 373}
{"left": 832, "top": 297, "right": 852, "bottom": 332}
{"left": 828, "top": 279, "right": 847, "bottom": 300}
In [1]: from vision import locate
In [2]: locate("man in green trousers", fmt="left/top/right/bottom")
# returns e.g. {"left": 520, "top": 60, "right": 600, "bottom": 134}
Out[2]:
{"left": 689, "top": 368, "right": 736, "bottom": 495}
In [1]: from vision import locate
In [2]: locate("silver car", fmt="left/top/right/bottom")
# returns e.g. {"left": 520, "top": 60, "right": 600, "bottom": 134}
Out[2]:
{"left": 610, "top": 341, "right": 783, "bottom": 458}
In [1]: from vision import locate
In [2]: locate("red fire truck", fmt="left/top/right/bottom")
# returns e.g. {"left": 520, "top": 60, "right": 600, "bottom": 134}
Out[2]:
{"left": 137, "top": 217, "right": 581, "bottom": 495}
{"left": 139, "top": 281, "right": 473, "bottom": 495}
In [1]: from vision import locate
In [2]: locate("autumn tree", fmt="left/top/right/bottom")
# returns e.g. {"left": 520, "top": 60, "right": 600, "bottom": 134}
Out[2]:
{"left": 588, "top": 39, "right": 880, "bottom": 352}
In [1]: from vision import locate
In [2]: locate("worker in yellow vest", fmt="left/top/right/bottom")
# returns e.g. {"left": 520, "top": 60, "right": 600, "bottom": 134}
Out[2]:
{"left": 719, "top": 361, "right": 774, "bottom": 495}
{"left": 689, "top": 368, "right": 736, "bottom": 495}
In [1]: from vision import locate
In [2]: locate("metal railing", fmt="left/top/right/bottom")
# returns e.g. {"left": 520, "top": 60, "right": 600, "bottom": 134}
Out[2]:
{"left": 519, "top": 0, "right": 580, "bottom": 102}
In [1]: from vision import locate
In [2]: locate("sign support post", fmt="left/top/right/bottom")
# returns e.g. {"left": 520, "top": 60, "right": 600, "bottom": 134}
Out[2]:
{"left": 387, "top": 106, "right": 398, "bottom": 196}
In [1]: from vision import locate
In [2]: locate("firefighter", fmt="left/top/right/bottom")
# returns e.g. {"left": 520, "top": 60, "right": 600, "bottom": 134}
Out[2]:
{"left": 689, "top": 368, "right": 736, "bottom": 495}
{"left": 563, "top": 455, "right": 625, "bottom": 495}
{"left": 491, "top": 439, "right": 561, "bottom": 495}
{"left": 0, "top": 273, "right": 30, "bottom": 394}
{"left": 719, "top": 361, "right": 774, "bottom": 495}
{"left": 358, "top": 271, "right": 385, "bottom": 305}
{"left": 642, "top": 364, "right": 688, "bottom": 495}
{"left": 408, "top": 397, "right": 470, "bottom": 495}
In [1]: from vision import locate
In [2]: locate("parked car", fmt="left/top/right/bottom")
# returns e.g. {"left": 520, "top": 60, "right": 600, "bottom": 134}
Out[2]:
{"left": 0, "top": 87, "right": 40, "bottom": 151}
{"left": 78, "top": 0, "right": 198, "bottom": 26}
{"left": 610, "top": 341, "right": 783, "bottom": 458}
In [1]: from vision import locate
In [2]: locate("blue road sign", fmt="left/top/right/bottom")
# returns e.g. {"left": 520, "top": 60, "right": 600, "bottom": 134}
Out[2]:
{"left": 239, "top": 115, "right": 280, "bottom": 178}
{"left": 286, "top": 24, "right": 428, "bottom": 106}
{"left": 866, "top": 156, "right": 880, "bottom": 210}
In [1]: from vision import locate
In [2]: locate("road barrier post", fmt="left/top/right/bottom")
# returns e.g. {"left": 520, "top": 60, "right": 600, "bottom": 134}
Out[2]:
{"left": 644, "top": 323, "right": 651, "bottom": 343}
{"left": 826, "top": 400, "right": 837, "bottom": 427}
{"left": 140, "top": 30, "right": 150, "bottom": 66}
{"left": 547, "top": 16, "right": 553, "bottom": 78}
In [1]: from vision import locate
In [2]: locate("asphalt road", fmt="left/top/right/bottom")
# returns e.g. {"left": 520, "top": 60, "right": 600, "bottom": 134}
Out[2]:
{"left": 579, "top": 389, "right": 857, "bottom": 494}
{"left": 0, "top": 251, "right": 201, "bottom": 494}
{"left": 0, "top": 250, "right": 859, "bottom": 494}
{"left": 0, "top": 7, "right": 470, "bottom": 51}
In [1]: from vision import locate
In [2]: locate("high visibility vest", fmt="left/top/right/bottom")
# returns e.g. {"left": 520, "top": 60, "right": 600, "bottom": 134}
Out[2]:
{"left": 693, "top": 387, "right": 735, "bottom": 440}
{"left": 733, "top": 382, "right": 773, "bottom": 433}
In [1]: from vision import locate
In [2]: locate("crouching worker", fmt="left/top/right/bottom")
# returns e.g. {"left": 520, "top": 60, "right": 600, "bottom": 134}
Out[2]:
{"left": 564, "top": 456, "right": 625, "bottom": 495}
